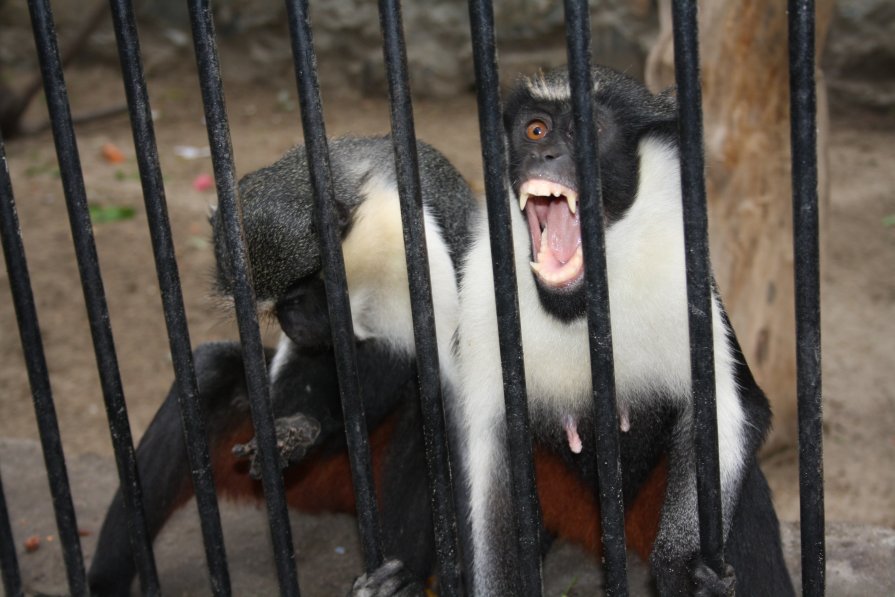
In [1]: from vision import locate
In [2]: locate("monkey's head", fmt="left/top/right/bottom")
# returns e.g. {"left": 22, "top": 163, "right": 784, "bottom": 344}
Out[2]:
{"left": 503, "top": 66, "right": 677, "bottom": 321}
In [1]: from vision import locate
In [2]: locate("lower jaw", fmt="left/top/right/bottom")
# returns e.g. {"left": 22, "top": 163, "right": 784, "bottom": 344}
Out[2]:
{"left": 531, "top": 277, "right": 588, "bottom": 322}
{"left": 533, "top": 270, "right": 585, "bottom": 293}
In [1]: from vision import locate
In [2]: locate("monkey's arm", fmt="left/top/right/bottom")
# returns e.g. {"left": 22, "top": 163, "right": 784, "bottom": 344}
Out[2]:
{"left": 88, "top": 336, "right": 423, "bottom": 596}
{"left": 649, "top": 300, "right": 779, "bottom": 596}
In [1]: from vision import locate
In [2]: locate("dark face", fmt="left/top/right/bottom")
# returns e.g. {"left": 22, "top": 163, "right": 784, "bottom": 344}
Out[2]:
{"left": 503, "top": 67, "right": 677, "bottom": 321}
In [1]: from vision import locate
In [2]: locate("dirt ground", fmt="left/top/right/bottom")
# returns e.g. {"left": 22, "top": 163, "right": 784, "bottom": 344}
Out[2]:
{"left": 0, "top": 33, "right": 893, "bottom": 589}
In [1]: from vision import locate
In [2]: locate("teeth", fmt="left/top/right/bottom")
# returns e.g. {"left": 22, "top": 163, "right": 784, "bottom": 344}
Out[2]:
{"left": 529, "top": 245, "right": 584, "bottom": 286}
{"left": 518, "top": 179, "right": 579, "bottom": 215}
{"left": 566, "top": 192, "right": 578, "bottom": 215}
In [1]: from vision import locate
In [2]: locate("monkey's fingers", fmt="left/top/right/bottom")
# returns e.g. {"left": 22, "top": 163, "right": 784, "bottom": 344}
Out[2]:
{"left": 350, "top": 559, "right": 423, "bottom": 597}
{"left": 691, "top": 560, "right": 736, "bottom": 597}
{"left": 231, "top": 439, "right": 256, "bottom": 459}
{"left": 232, "top": 413, "right": 322, "bottom": 480}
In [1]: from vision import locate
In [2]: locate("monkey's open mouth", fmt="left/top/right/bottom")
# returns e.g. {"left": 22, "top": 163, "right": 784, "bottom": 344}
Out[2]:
{"left": 519, "top": 179, "right": 583, "bottom": 289}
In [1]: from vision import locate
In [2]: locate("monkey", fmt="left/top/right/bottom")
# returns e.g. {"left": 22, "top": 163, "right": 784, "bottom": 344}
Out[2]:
{"left": 87, "top": 136, "right": 475, "bottom": 595}
{"left": 430, "top": 65, "right": 795, "bottom": 595}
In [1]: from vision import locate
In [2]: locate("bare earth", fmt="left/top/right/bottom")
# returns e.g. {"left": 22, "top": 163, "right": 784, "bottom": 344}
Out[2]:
{"left": 0, "top": 56, "right": 893, "bottom": 589}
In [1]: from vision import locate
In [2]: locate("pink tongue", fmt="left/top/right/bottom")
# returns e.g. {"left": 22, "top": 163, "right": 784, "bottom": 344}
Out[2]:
{"left": 545, "top": 201, "right": 581, "bottom": 264}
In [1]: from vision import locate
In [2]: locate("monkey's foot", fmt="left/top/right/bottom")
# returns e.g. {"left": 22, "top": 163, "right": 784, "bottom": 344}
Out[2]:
{"left": 232, "top": 413, "right": 321, "bottom": 480}
{"left": 350, "top": 560, "right": 424, "bottom": 597}
{"left": 691, "top": 560, "right": 736, "bottom": 597}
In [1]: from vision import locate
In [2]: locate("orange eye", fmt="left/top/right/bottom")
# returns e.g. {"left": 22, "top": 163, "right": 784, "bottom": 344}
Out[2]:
{"left": 526, "top": 119, "right": 549, "bottom": 140}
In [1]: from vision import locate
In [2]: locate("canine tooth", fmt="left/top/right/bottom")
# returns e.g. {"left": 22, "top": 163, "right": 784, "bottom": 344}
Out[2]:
{"left": 567, "top": 193, "right": 577, "bottom": 214}
{"left": 529, "top": 261, "right": 542, "bottom": 275}
{"left": 519, "top": 192, "right": 530, "bottom": 211}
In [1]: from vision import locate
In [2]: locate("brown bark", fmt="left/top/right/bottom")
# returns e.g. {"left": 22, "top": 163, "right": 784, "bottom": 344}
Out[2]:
{"left": 645, "top": 0, "right": 833, "bottom": 452}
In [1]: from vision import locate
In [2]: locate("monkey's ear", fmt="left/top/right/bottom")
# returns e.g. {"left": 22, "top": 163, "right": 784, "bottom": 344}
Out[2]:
{"left": 335, "top": 199, "right": 351, "bottom": 228}
{"left": 639, "top": 86, "right": 678, "bottom": 139}
{"left": 656, "top": 86, "right": 678, "bottom": 116}
{"left": 276, "top": 277, "right": 333, "bottom": 349}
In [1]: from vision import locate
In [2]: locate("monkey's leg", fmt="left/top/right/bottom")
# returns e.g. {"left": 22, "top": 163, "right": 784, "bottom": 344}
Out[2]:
{"left": 648, "top": 413, "right": 735, "bottom": 597}
{"left": 718, "top": 460, "right": 795, "bottom": 596}
{"left": 455, "top": 401, "right": 520, "bottom": 595}
{"left": 88, "top": 342, "right": 256, "bottom": 596}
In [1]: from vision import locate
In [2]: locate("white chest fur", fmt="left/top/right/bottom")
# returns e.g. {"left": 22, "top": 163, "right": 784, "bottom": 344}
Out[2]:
{"left": 339, "top": 174, "right": 459, "bottom": 362}
{"left": 458, "top": 139, "right": 699, "bottom": 414}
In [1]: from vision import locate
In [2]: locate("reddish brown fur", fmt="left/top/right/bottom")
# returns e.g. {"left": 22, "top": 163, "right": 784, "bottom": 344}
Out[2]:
{"left": 189, "top": 420, "right": 665, "bottom": 566}
{"left": 535, "top": 448, "right": 666, "bottom": 562}
{"left": 205, "top": 417, "right": 397, "bottom": 513}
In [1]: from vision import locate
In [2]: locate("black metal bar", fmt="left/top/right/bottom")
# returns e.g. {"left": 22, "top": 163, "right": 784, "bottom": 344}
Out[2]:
{"left": 787, "top": 2, "right": 825, "bottom": 595}
{"left": 185, "top": 2, "right": 300, "bottom": 595}
{"left": 0, "top": 462, "right": 23, "bottom": 596}
{"left": 377, "top": 0, "right": 461, "bottom": 594}
{"left": 562, "top": 2, "right": 629, "bottom": 595}
{"left": 283, "top": 0, "right": 384, "bottom": 572}
{"left": 467, "top": 1, "right": 543, "bottom": 595}
{"left": 25, "top": 1, "right": 161, "bottom": 592}
{"left": 1, "top": 134, "right": 88, "bottom": 595}
{"left": 670, "top": 0, "right": 725, "bottom": 573}
{"left": 108, "top": 1, "right": 231, "bottom": 594}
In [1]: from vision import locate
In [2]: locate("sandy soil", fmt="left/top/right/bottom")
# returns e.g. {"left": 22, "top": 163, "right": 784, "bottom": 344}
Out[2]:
{"left": 0, "top": 51, "right": 892, "bottom": 555}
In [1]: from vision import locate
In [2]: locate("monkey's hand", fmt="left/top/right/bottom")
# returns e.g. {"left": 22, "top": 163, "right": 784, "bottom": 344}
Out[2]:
{"left": 691, "top": 559, "right": 736, "bottom": 597}
{"left": 232, "top": 413, "right": 321, "bottom": 479}
{"left": 652, "top": 552, "right": 736, "bottom": 597}
{"left": 349, "top": 560, "right": 424, "bottom": 597}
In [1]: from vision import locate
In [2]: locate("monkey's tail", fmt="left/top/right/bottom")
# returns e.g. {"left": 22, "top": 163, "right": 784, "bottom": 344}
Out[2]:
{"left": 88, "top": 342, "right": 257, "bottom": 596}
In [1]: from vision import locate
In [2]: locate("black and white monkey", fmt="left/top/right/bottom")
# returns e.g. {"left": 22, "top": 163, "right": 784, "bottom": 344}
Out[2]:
{"left": 89, "top": 67, "right": 793, "bottom": 596}
{"left": 88, "top": 137, "right": 476, "bottom": 595}
{"left": 440, "top": 66, "right": 793, "bottom": 595}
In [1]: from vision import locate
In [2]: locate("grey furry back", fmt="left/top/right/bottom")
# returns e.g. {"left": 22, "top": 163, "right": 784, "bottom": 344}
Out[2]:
{"left": 212, "top": 136, "right": 477, "bottom": 303}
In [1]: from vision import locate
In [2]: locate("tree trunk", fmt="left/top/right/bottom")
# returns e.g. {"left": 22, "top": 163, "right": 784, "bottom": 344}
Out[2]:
{"left": 645, "top": 0, "right": 833, "bottom": 453}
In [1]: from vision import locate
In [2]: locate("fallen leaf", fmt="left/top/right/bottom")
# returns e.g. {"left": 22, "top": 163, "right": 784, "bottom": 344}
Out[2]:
{"left": 24, "top": 535, "right": 40, "bottom": 553}
{"left": 102, "top": 142, "right": 126, "bottom": 164}
{"left": 193, "top": 173, "right": 215, "bottom": 192}
{"left": 89, "top": 204, "right": 137, "bottom": 224}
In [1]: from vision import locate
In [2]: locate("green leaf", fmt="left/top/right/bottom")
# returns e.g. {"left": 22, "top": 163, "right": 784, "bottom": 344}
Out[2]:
{"left": 114, "top": 169, "right": 141, "bottom": 181}
{"left": 88, "top": 204, "right": 137, "bottom": 224}
{"left": 883, "top": 214, "right": 895, "bottom": 228}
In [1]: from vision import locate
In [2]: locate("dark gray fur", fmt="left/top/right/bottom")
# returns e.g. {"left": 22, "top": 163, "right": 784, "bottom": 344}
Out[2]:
{"left": 212, "top": 136, "right": 476, "bottom": 303}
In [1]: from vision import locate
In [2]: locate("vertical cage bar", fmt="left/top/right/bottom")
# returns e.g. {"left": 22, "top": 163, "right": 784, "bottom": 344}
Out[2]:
{"left": 669, "top": 0, "right": 725, "bottom": 573}
{"left": 25, "top": 0, "right": 161, "bottom": 592}
{"left": 108, "top": 0, "right": 231, "bottom": 594}
{"left": 185, "top": 1, "right": 300, "bottom": 594}
{"left": 467, "top": 1, "right": 543, "bottom": 595}
{"left": 0, "top": 470, "right": 23, "bottom": 597}
{"left": 377, "top": 0, "right": 461, "bottom": 593}
{"left": 1, "top": 133, "right": 88, "bottom": 594}
{"left": 787, "top": 1, "right": 825, "bottom": 595}
{"left": 282, "top": 0, "right": 384, "bottom": 571}
{"left": 562, "top": 1, "right": 629, "bottom": 595}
